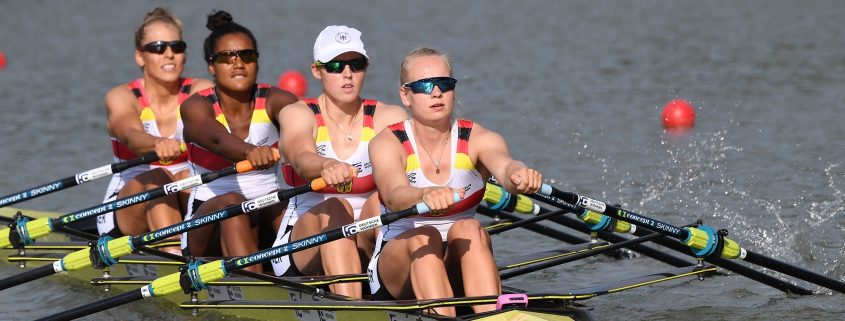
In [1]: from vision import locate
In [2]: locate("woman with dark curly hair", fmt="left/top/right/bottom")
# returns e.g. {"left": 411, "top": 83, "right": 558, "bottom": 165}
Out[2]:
{"left": 179, "top": 10, "right": 298, "bottom": 273}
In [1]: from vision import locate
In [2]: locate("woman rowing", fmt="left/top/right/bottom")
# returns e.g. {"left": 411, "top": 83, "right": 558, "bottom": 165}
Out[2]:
{"left": 367, "top": 47, "right": 543, "bottom": 316}
{"left": 97, "top": 8, "right": 213, "bottom": 254}
{"left": 271, "top": 25, "right": 407, "bottom": 298}
{"left": 179, "top": 10, "right": 298, "bottom": 273}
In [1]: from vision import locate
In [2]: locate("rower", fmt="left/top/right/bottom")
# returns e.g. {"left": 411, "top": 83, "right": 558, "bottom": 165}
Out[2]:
{"left": 97, "top": 7, "right": 213, "bottom": 255}
{"left": 367, "top": 47, "right": 544, "bottom": 316}
{"left": 179, "top": 10, "right": 298, "bottom": 273}
{"left": 271, "top": 25, "right": 408, "bottom": 298}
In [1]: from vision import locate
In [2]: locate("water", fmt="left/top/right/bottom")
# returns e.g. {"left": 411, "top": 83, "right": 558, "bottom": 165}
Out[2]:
{"left": 1, "top": 0, "right": 844, "bottom": 320}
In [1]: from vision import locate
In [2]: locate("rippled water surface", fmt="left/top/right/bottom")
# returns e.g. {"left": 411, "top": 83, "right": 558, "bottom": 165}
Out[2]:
{"left": 1, "top": 1, "right": 844, "bottom": 320}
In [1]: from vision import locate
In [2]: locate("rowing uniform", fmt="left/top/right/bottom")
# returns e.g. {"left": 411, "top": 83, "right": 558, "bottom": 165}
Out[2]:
{"left": 270, "top": 98, "right": 378, "bottom": 276}
{"left": 367, "top": 119, "right": 486, "bottom": 299}
{"left": 97, "top": 78, "right": 193, "bottom": 238}
{"left": 180, "top": 84, "right": 281, "bottom": 254}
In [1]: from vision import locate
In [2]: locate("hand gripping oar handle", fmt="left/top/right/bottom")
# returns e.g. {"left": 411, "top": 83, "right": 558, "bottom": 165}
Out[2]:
{"left": 0, "top": 177, "right": 326, "bottom": 292}
{"left": 0, "top": 154, "right": 273, "bottom": 249}
{"left": 36, "top": 193, "right": 461, "bottom": 321}
{"left": 0, "top": 152, "right": 159, "bottom": 210}
{"left": 538, "top": 184, "right": 845, "bottom": 294}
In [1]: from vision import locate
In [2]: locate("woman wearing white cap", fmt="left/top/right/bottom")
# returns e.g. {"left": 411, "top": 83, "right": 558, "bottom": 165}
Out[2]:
{"left": 272, "top": 25, "right": 407, "bottom": 298}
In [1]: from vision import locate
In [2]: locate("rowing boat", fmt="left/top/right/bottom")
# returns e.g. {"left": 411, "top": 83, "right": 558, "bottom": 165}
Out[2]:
{"left": 1, "top": 205, "right": 718, "bottom": 321}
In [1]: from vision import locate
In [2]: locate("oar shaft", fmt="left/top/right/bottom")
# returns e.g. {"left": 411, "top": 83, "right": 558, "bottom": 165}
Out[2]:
{"left": 0, "top": 152, "right": 158, "bottom": 209}
{"left": 743, "top": 251, "right": 845, "bottom": 294}
{"left": 500, "top": 232, "right": 666, "bottom": 280}
{"left": 144, "top": 195, "right": 456, "bottom": 300}
{"left": 0, "top": 264, "right": 55, "bottom": 290}
{"left": 36, "top": 290, "right": 144, "bottom": 321}
{"left": 0, "top": 158, "right": 259, "bottom": 249}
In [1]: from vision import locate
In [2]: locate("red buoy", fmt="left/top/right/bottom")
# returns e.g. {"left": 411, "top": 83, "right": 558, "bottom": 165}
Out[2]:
{"left": 0, "top": 50, "right": 6, "bottom": 70}
{"left": 661, "top": 99, "right": 695, "bottom": 129}
{"left": 277, "top": 70, "right": 307, "bottom": 98}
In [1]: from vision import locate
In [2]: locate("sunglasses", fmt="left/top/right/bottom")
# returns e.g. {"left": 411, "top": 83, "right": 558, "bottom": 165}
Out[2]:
{"left": 139, "top": 40, "right": 187, "bottom": 54}
{"left": 210, "top": 49, "right": 260, "bottom": 64}
{"left": 402, "top": 77, "right": 458, "bottom": 94}
{"left": 314, "top": 58, "right": 368, "bottom": 73}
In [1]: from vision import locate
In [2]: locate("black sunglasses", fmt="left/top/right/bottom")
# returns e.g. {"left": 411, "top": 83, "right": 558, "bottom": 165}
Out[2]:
{"left": 139, "top": 40, "right": 187, "bottom": 54}
{"left": 314, "top": 58, "right": 368, "bottom": 73}
{"left": 209, "top": 49, "right": 259, "bottom": 64}
{"left": 402, "top": 77, "right": 458, "bottom": 94}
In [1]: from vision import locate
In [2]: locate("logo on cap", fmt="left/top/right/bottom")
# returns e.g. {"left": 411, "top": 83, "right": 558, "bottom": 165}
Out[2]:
{"left": 335, "top": 32, "right": 350, "bottom": 43}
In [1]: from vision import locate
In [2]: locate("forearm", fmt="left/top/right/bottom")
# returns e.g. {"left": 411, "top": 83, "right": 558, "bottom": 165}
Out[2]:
{"left": 209, "top": 133, "right": 259, "bottom": 162}
{"left": 502, "top": 161, "right": 528, "bottom": 194}
{"left": 122, "top": 134, "right": 164, "bottom": 155}
{"left": 381, "top": 185, "right": 429, "bottom": 212}
{"left": 292, "top": 152, "right": 340, "bottom": 180}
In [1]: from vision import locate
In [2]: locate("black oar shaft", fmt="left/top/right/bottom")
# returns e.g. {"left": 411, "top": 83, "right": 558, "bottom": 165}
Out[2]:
{"left": 0, "top": 264, "right": 56, "bottom": 290}
{"left": 36, "top": 290, "right": 144, "bottom": 321}
{"left": 0, "top": 152, "right": 157, "bottom": 209}
{"left": 530, "top": 189, "right": 820, "bottom": 295}
{"left": 53, "top": 165, "right": 238, "bottom": 228}
{"left": 744, "top": 251, "right": 845, "bottom": 294}
{"left": 500, "top": 232, "right": 666, "bottom": 280}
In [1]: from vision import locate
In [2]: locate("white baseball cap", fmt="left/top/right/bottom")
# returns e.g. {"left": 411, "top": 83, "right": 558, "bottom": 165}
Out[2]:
{"left": 313, "top": 25, "right": 369, "bottom": 63}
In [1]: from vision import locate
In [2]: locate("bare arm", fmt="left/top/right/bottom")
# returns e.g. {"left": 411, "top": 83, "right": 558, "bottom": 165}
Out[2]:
{"left": 369, "top": 129, "right": 464, "bottom": 213}
{"left": 472, "top": 123, "right": 543, "bottom": 195}
{"left": 371, "top": 102, "right": 409, "bottom": 132}
{"left": 264, "top": 87, "right": 300, "bottom": 132}
{"left": 278, "top": 101, "right": 355, "bottom": 187}
{"left": 105, "top": 86, "right": 158, "bottom": 153}
{"left": 181, "top": 93, "right": 275, "bottom": 169}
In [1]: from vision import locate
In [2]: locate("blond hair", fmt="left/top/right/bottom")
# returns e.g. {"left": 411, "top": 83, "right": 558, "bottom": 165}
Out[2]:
{"left": 398, "top": 46, "right": 452, "bottom": 86}
{"left": 134, "top": 7, "right": 183, "bottom": 49}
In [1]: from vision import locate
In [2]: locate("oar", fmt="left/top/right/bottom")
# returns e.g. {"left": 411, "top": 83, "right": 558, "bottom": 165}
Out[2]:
{"left": 482, "top": 185, "right": 816, "bottom": 294}
{"left": 36, "top": 193, "right": 461, "bottom": 321}
{"left": 537, "top": 184, "right": 845, "bottom": 294}
{"left": 0, "top": 152, "right": 159, "bottom": 209}
{"left": 0, "top": 176, "right": 328, "bottom": 291}
{"left": 0, "top": 155, "right": 271, "bottom": 249}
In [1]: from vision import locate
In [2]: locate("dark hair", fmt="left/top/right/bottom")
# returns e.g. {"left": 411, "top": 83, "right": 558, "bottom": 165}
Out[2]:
{"left": 134, "top": 7, "right": 183, "bottom": 49}
{"left": 203, "top": 10, "right": 259, "bottom": 64}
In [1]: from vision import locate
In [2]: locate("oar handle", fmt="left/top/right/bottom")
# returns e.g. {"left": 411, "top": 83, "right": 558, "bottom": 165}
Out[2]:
{"left": 142, "top": 193, "right": 461, "bottom": 299}
{"left": 234, "top": 149, "right": 281, "bottom": 173}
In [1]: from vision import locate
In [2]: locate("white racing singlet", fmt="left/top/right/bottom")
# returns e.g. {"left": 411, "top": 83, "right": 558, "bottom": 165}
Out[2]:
{"left": 180, "top": 84, "right": 280, "bottom": 252}
{"left": 271, "top": 98, "right": 379, "bottom": 276}
{"left": 97, "top": 78, "right": 193, "bottom": 236}
{"left": 367, "top": 118, "right": 486, "bottom": 295}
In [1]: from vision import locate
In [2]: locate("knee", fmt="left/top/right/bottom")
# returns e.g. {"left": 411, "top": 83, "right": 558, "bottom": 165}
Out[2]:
{"left": 407, "top": 226, "right": 443, "bottom": 250}
{"left": 449, "top": 219, "right": 490, "bottom": 243}
{"left": 143, "top": 168, "right": 176, "bottom": 184}
{"left": 325, "top": 197, "right": 353, "bottom": 213}
{"left": 216, "top": 192, "right": 247, "bottom": 206}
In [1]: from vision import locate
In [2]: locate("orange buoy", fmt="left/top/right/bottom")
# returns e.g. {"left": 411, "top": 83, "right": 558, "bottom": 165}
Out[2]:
{"left": 661, "top": 99, "right": 695, "bottom": 129}
{"left": 0, "top": 50, "right": 6, "bottom": 70}
{"left": 277, "top": 70, "right": 307, "bottom": 98}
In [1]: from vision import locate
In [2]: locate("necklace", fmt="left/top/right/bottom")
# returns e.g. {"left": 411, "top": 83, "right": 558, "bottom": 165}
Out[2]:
{"left": 323, "top": 97, "right": 360, "bottom": 141}
{"left": 413, "top": 120, "right": 450, "bottom": 173}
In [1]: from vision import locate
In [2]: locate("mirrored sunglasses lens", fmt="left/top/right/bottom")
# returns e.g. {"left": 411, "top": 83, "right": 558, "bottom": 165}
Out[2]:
{"left": 412, "top": 81, "right": 435, "bottom": 94}
{"left": 324, "top": 62, "right": 344, "bottom": 73}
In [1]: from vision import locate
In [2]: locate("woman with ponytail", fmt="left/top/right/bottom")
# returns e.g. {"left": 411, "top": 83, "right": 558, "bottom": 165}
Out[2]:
{"left": 179, "top": 10, "right": 298, "bottom": 273}
{"left": 98, "top": 8, "right": 213, "bottom": 255}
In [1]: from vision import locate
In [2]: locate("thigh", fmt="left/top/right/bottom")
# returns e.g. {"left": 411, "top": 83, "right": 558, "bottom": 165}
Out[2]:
{"left": 377, "top": 226, "right": 444, "bottom": 300}
{"left": 187, "top": 193, "right": 247, "bottom": 256}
